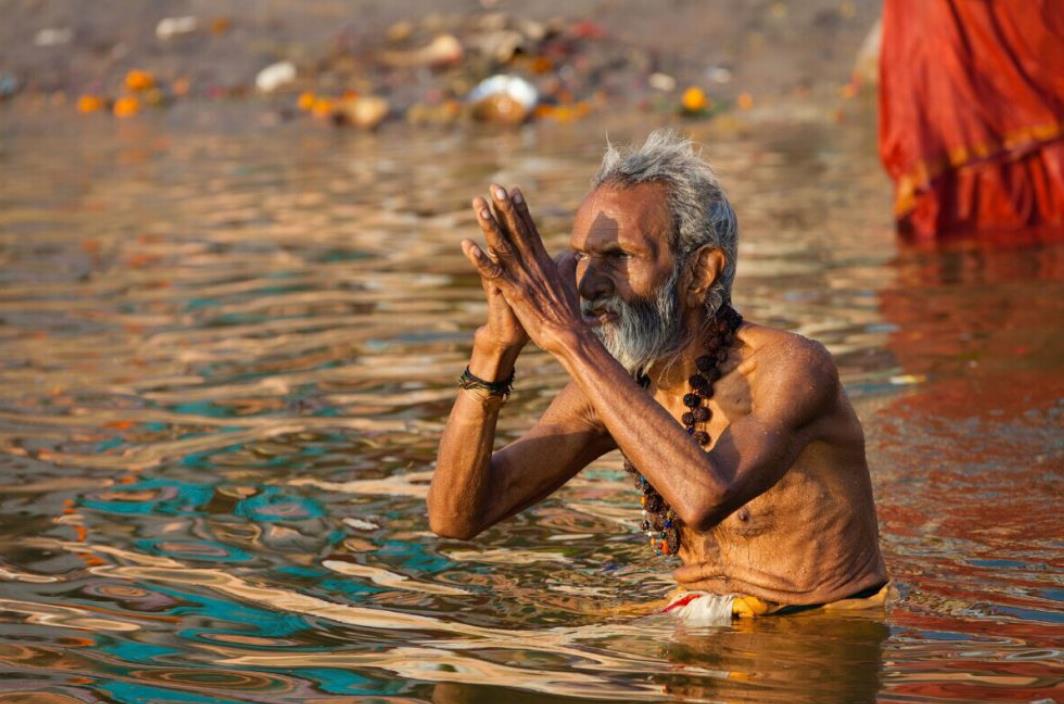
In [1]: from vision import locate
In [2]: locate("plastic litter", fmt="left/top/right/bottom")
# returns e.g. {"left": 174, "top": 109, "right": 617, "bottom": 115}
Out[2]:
{"left": 156, "top": 16, "right": 198, "bottom": 41}
{"left": 256, "top": 61, "right": 297, "bottom": 93}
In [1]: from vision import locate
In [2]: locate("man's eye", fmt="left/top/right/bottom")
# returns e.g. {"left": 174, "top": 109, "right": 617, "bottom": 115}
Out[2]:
{"left": 608, "top": 250, "right": 628, "bottom": 259}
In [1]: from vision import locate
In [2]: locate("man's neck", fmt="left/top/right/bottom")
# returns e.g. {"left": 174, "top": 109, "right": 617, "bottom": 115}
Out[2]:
{"left": 645, "top": 310, "right": 715, "bottom": 393}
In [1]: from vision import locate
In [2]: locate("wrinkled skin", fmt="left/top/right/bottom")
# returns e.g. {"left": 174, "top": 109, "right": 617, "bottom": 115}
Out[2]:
{"left": 428, "top": 181, "right": 887, "bottom": 606}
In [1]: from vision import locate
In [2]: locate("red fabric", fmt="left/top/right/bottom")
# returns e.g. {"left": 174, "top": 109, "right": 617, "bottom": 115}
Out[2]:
{"left": 878, "top": 0, "right": 1064, "bottom": 240}
{"left": 662, "top": 593, "right": 701, "bottom": 613}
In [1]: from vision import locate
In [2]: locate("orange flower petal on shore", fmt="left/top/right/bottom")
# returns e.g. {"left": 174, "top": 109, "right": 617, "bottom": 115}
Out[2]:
{"left": 297, "top": 91, "right": 316, "bottom": 111}
{"left": 737, "top": 92, "right": 754, "bottom": 110}
{"left": 681, "top": 86, "right": 709, "bottom": 113}
{"left": 125, "top": 69, "right": 156, "bottom": 92}
{"left": 113, "top": 95, "right": 140, "bottom": 118}
{"left": 77, "top": 94, "right": 105, "bottom": 113}
{"left": 311, "top": 97, "right": 335, "bottom": 119}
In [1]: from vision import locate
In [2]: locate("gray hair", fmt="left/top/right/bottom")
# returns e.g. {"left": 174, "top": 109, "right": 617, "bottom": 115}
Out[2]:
{"left": 591, "top": 129, "right": 738, "bottom": 319}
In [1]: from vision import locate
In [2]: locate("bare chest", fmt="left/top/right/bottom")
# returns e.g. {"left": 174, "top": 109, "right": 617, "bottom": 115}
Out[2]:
{"left": 653, "top": 366, "right": 753, "bottom": 446}
{"left": 679, "top": 468, "right": 811, "bottom": 565}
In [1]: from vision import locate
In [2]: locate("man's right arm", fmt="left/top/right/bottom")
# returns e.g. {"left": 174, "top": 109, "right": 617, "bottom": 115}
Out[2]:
{"left": 427, "top": 344, "right": 614, "bottom": 540}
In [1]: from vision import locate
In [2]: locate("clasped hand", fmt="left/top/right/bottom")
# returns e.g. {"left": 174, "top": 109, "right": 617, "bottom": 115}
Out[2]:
{"left": 461, "top": 184, "right": 584, "bottom": 357}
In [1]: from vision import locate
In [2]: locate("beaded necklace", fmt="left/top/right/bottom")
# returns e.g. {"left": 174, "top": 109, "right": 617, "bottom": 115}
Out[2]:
{"left": 623, "top": 304, "right": 743, "bottom": 556}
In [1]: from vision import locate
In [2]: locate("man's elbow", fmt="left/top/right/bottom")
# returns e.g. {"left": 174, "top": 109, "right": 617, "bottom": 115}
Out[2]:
{"left": 427, "top": 508, "right": 481, "bottom": 541}
{"left": 677, "top": 487, "right": 736, "bottom": 533}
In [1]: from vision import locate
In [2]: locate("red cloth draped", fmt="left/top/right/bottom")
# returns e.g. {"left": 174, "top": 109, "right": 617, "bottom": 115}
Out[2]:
{"left": 878, "top": 0, "right": 1064, "bottom": 240}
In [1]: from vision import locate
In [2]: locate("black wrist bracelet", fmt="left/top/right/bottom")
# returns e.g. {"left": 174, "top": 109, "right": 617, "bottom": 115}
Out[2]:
{"left": 459, "top": 366, "right": 515, "bottom": 397}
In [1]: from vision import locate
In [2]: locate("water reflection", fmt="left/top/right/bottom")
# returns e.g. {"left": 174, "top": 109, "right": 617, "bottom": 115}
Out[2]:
{"left": 0, "top": 110, "right": 1060, "bottom": 703}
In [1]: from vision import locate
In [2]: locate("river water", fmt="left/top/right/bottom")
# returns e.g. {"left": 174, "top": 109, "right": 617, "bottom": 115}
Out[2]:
{"left": 0, "top": 106, "right": 1061, "bottom": 703}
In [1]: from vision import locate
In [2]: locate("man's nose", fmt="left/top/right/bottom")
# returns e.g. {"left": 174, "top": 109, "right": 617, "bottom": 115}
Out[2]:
{"left": 577, "top": 262, "right": 613, "bottom": 302}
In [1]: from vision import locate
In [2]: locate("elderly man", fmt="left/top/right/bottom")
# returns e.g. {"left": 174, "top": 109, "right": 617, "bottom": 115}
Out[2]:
{"left": 428, "top": 131, "right": 888, "bottom": 624}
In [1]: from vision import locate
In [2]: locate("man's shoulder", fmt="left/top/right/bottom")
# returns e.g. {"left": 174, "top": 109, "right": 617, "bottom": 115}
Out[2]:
{"left": 740, "top": 322, "right": 836, "bottom": 375}
{"left": 739, "top": 322, "right": 840, "bottom": 420}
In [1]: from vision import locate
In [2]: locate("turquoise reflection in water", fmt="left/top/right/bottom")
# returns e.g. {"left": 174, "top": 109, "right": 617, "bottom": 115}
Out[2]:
{"left": 103, "top": 639, "right": 179, "bottom": 664}
{"left": 82, "top": 479, "right": 214, "bottom": 516}
{"left": 102, "top": 681, "right": 243, "bottom": 704}
{"left": 378, "top": 538, "right": 453, "bottom": 573}
{"left": 162, "top": 586, "right": 310, "bottom": 639}
{"left": 234, "top": 487, "right": 325, "bottom": 523}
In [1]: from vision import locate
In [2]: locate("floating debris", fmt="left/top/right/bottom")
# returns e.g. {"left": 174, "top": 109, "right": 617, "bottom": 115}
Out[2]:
{"left": 649, "top": 72, "right": 676, "bottom": 92}
{"left": 255, "top": 61, "right": 296, "bottom": 93}
{"left": 35, "top": 27, "right": 73, "bottom": 47}
{"left": 379, "top": 34, "right": 463, "bottom": 69}
{"left": 156, "top": 16, "right": 198, "bottom": 41}
{"left": 333, "top": 95, "right": 390, "bottom": 130}
{"left": 468, "top": 74, "right": 537, "bottom": 125}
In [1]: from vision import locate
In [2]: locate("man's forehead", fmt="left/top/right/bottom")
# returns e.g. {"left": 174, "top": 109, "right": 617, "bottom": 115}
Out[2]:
{"left": 570, "top": 182, "right": 671, "bottom": 249}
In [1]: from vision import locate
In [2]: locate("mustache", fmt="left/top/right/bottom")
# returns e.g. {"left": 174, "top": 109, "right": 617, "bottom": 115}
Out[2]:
{"left": 580, "top": 297, "right": 621, "bottom": 316}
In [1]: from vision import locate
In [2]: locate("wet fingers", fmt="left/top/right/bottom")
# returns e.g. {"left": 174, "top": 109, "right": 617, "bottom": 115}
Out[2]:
{"left": 472, "top": 196, "right": 515, "bottom": 261}
{"left": 490, "top": 184, "right": 544, "bottom": 261}
{"left": 461, "top": 239, "right": 504, "bottom": 280}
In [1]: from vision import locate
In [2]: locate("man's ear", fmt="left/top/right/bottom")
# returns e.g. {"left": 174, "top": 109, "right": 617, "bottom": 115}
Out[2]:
{"left": 685, "top": 245, "right": 726, "bottom": 306}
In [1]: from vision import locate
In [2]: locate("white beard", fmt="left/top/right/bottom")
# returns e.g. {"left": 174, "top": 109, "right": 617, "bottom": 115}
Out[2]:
{"left": 583, "top": 265, "right": 684, "bottom": 375}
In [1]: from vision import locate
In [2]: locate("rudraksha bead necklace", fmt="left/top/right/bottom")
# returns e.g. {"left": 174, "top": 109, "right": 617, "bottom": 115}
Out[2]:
{"left": 623, "top": 304, "right": 744, "bottom": 556}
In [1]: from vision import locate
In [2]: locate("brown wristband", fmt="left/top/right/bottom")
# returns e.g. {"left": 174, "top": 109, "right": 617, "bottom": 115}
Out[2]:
{"left": 459, "top": 366, "right": 514, "bottom": 397}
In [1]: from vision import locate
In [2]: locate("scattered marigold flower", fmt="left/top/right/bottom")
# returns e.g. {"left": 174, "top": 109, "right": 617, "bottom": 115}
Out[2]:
{"left": 681, "top": 86, "right": 709, "bottom": 113}
{"left": 543, "top": 101, "right": 591, "bottom": 122}
{"left": 533, "top": 104, "right": 555, "bottom": 119}
{"left": 311, "top": 97, "right": 335, "bottom": 119}
{"left": 210, "top": 16, "right": 232, "bottom": 34}
{"left": 172, "top": 77, "right": 191, "bottom": 96}
{"left": 113, "top": 95, "right": 140, "bottom": 117}
{"left": 840, "top": 82, "right": 858, "bottom": 99}
{"left": 297, "top": 91, "right": 316, "bottom": 111}
{"left": 124, "top": 69, "right": 155, "bottom": 92}
{"left": 77, "top": 94, "right": 105, "bottom": 113}
{"left": 737, "top": 92, "right": 754, "bottom": 110}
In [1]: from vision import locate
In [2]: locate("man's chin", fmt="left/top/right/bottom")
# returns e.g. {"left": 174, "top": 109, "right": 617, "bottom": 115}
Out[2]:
{"left": 594, "top": 329, "right": 642, "bottom": 374}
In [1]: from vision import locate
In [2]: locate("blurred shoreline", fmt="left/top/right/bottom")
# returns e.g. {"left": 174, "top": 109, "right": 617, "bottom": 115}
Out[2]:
{"left": 0, "top": 0, "right": 881, "bottom": 131}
